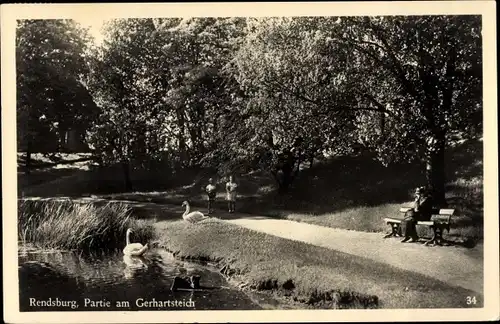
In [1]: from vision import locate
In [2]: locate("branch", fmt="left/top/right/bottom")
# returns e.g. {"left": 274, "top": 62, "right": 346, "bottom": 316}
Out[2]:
{"left": 361, "top": 92, "right": 387, "bottom": 111}
{"left": 349, "top": 38, "right": 387, "bottom": 53}
{"left": 367, "top": 24, "right": 420, "bottom": 99}
{"left": 258, "top": 78, "right": 397, "bottom": 117}
{"left": 334, "top": 35, "right": 420, "bottom": 100}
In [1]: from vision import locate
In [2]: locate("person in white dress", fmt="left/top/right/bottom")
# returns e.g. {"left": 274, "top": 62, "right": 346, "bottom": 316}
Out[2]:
{"left": 225, "top": 175, "right": 238, "bottom": 213}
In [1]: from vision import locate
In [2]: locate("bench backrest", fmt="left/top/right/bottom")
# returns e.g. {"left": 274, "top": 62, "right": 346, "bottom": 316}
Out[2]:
{"left": 400, "top": 207, "right": 455, "bottom": 215}
{"left": 430, "top": 214, "right": 451, "bottom": 223}
{"left": 438, "top": 209, "right": 455, "bottom": 216}
{"left": 430, "top": 209, "right": 455, "bottom": 224}
{"left": 399, "top": 207, "right": 455, "bottom": 222}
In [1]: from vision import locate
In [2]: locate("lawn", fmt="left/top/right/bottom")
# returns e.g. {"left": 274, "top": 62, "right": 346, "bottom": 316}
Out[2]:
{"left": 18, "top": 153, "right": 94, "bottom": 192}
{"left": 282, "top": 139, "right": 483, "bottom": 241}
{"left": 156, "top": 219, "right": 481, "bottom": 309}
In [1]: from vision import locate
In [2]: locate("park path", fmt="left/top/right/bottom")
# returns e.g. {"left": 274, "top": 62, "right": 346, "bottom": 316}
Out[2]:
{"left": 226, "top": 217, "right": 484, "bottom": 294}
{"left": 22, "top": 197, "right": 484, "bottom": 294}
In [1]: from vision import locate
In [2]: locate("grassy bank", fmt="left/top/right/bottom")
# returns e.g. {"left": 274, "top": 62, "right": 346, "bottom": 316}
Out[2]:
{"left": 18, "top": 199, "right": 156, "bottom": 251}
{"left": 275, "top": 140, "right": 483, "bottom": 239}
{"left": 156, "top": 219, "right": 480, "bottom": 309}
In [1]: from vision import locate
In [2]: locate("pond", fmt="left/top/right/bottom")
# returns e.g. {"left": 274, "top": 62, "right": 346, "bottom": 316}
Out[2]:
{"left": 19, "top": 247, "right": 262, "bottom": 311}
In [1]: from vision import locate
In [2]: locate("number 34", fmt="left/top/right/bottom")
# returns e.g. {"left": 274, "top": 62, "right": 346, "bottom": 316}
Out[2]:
{"left": 466, "top": 296, "right": 477, "bottom": 305}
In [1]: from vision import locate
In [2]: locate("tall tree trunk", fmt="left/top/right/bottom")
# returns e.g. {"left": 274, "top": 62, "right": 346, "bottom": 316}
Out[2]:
{"left": 277, "top": 153, "right": 296, "bottom": 194}
{"left": 309, "top": 152, "right": 314, "bottom": 168}
{"left": 425, "top": 44, "right": 454, "bottom": 207}
{"left": 121, "top": 160, "right": 133, "bottom": 191}
{"left": 196, "top": 127, "right": 204, "bottom": 157}
{"left": 59, "top": 129, "right": 67, "bottom": 152}
{"left": 425, "top": 133, "right": 446, "bottom": 206}
{"left": 279, "top": 173, "right": 292, "bottom": 193}
{"left": 295, "top": 152, "right": 302, "bottom": 175}
{"left": 187, "top": 122, "right": 203, "bottom": 163}
{"left": 274, "top": 169, "right": 291, "bottom": 194}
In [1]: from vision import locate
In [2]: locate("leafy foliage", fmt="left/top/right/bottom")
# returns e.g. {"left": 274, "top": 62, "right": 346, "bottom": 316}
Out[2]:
{"left": 17, "top": 19, "right": 99, "bottom": 154}
{"left": 230, "top": 16, "right": 482, "bottom": 199}
{"left": 18, "top": 16, "right": 482, "bottom": 199}
{"left": 86, "top": 19, "right": 167, "bottom": 169}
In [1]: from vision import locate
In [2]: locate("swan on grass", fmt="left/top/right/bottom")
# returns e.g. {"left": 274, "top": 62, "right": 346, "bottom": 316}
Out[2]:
{"left": 123, "top": 228, "right": 148, "bottom": 256}
{"left": 182, "top": 201, "right": 209, "bottom": 223}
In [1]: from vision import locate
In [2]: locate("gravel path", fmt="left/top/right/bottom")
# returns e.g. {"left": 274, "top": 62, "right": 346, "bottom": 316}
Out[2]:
{"left": 226, "top": 217, "right": 483, "bottom": 294}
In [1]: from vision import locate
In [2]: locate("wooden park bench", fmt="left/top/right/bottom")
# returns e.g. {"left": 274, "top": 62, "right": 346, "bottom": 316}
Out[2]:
{"left": 383, "top": 207, "right": 455, "bottom": 246}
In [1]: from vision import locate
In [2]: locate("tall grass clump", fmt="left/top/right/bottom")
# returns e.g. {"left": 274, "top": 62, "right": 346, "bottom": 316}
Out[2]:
{"left": 18, "top": 199, "right": 155, "bottom": 251}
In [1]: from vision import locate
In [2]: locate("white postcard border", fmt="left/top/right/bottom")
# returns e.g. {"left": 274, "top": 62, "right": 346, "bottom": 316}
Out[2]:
{"left": 2, "top": 2, "right": 498, "bottom": 323}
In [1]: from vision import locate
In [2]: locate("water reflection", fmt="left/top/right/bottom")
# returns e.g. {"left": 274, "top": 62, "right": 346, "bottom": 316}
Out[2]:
{"left": 123, "top": 255, "right": 148, "bottom": 279}
{"left": 19, "top": 248, "right": 260, "bottom": 311}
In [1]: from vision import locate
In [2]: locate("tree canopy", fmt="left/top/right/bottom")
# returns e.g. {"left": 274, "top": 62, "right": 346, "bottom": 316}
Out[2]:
{"left": 229, "top": 16, "right": 482, "bottom": 201}
{"left": 17, "top": 16, "right": 482, "bottom": 202}
{"left": 17, "top": 19, "right": 99, "bottom": 155}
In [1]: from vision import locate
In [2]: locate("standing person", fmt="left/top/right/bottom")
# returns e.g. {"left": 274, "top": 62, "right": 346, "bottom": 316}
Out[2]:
{"left": 401, "top": 186, "right": 434, "bottom": 243}
{"left": 205, "top": 178, "right": 217, "bottom": 215}
{"left": 225, "top": 175, "right": 238, "bottom": 213}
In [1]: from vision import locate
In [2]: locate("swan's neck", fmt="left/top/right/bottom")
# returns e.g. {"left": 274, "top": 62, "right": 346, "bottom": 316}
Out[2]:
{"left": 184, "top": 204, "right": 190, "bottom": 216}
{"left": 126, "top": 231, "right": 131, "bottom": 245}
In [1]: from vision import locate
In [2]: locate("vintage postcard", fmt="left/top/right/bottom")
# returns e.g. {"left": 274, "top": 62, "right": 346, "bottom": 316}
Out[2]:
{"left": 2, "top": 1, "right": 499, "bottom": 323}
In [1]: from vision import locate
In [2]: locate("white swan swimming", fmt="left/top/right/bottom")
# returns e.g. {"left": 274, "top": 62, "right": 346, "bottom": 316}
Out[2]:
{"left": 123, "top": 228, "right": 148, "bottom": 256}
{"left": 123, "top": 254, "right": 148, "bottom": 268}
{"left": 123, "top": 255, "right": 148, "bottom": 279}
{"left": 182, "top": 201, "right": 209, "bottom": 223}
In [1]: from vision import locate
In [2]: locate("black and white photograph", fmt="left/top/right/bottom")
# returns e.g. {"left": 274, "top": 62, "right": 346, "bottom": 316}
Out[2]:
{"left": 2, "top": 2, "right": 499, "bottom": 323}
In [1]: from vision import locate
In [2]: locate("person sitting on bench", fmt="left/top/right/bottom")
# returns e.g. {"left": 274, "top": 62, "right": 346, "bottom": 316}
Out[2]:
{"left": 401, "top": 186, "right": 433, "bottom": 243}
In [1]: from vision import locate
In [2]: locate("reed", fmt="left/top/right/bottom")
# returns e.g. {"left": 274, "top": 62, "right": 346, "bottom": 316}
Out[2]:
{"left": 18, "top": 199, "right": 155, "bottom": 251}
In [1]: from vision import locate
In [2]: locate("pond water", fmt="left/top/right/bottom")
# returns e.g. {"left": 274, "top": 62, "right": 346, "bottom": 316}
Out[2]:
{"left": 19, "top": 248, "right": 262, "bottom": 311}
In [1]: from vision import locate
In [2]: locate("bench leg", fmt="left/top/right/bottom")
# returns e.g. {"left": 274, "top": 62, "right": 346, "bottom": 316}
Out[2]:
{"left": 384, "top": 224, "right": 401, "bottom": 238}
{"left": 424, "top": 226, "right": 437, "bottom": 246}
{"left": 434, "top": 227, "right": 444, "bottom": 246}
{"left": 424, "top": 225, "right": 449, "bottom": 246}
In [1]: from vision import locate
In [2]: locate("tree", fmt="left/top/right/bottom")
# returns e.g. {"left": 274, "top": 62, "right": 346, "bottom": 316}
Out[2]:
{"left": 153, "top": 17, "right": 248, "bottom": 168}
{"left": 16, "top": 19, "right": 99, "bottom": 170}
{"left": 330, "top": 16, "right": 482, "bottom": 204}
{"left": 86, "top": 17, "right": 249, "bottom": 190}
{"left": 230, "top": 17, "right": 359, "bottom": 192}
{"left": 86, "top": 18, "right": 172, "bottom": 190}
{"left": 231, "top": 16, "right": 482, "bottom": 202}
